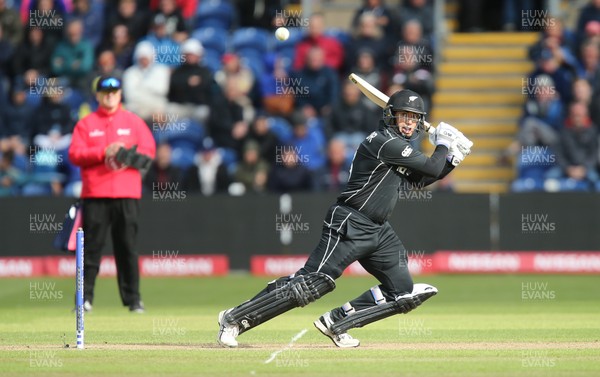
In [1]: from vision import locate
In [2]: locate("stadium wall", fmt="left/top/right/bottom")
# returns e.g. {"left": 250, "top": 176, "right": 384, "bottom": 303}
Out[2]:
{"left": 0, "top": 194, "right": 598, "bottom": 271}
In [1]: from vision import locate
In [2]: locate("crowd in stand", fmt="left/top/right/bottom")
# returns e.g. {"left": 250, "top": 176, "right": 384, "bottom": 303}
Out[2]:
{"left": 509, "top": 0, "right": 600, "bottom": 192}
{"left": 0, "top": 0, "right": 436, "bottom": 197}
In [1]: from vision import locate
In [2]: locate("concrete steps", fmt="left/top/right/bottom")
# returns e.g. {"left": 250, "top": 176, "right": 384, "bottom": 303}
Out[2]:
{"left": 431, "top": 32, "right": 537, "bottom": 193}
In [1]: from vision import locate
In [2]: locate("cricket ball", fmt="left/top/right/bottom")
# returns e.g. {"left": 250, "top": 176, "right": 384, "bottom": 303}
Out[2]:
{"left": 275, "top": 27, "right": 290, "bottom": 41}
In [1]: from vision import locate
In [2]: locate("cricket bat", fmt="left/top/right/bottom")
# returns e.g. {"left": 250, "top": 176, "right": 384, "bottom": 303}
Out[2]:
{"left": 348, "top": 73, "right": 473, "bottom": 154}
{"left": 348, "top": 73, "right": 436, "bottom": 134}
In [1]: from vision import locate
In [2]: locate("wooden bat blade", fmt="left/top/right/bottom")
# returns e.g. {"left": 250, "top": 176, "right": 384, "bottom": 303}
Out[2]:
{"left": 348, "top": 73, "right": 389, "bottom": 108}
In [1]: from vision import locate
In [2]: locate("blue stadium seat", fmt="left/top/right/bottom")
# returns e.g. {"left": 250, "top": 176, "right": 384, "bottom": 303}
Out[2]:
{"left": 324, "top": 28, "right": 351, "bottom": 46}
{"left": 196, "top": 0, "right": 235, "bottom": 30}
{"left": 230, "top": 27, "right": 270, "bottom": 55}
{"left": 169, "top": 143, "right": 197, "bottom": 170}
{"left": 238, "top": 52, "right": 266, "bottom": 77}
{"left": 157, "top": 118, "right": 205, "bottom": 149}
{"left": 191, "top": 27, "right": 228, "bottom": 55}
{"left": 202, "top": 49, "right": 223, "bottom": 73}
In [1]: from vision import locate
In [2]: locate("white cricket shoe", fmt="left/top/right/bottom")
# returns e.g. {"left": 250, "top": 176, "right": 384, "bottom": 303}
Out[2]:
{"left": 412, "top": 283, "right": 438, "bottom": 301}
{"left": 217, "top": 308, "right": 239, "bottom": 348}
{"left": 313, "top": 311, "right": 360, "bottom": 348}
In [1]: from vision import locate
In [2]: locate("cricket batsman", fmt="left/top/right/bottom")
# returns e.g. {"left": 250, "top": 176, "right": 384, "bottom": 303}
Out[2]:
{"left": 217, "top": 89, "right": 469, "bottom": 348}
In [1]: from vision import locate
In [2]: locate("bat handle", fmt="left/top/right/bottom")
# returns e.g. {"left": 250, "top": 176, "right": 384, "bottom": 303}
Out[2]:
{"left": 424, "top": 121, "right": 436, "bottom": 134}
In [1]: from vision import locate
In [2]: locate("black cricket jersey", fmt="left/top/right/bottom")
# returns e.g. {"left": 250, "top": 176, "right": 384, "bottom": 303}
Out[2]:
{"left": 337, "top": 122, "right": 454, "bottom": 224}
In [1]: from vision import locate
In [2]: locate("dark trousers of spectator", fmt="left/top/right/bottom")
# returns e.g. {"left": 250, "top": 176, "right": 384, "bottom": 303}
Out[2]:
{"left": 82, "top": 198, "right": 141, "bottom": 307}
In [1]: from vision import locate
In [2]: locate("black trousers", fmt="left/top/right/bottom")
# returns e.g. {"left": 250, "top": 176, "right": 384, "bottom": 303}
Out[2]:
{"left": 297, "top": 204, "right": 413, "bottom": 322}
{"left": 82, "top": 198, "right": 141, "bottom": 306}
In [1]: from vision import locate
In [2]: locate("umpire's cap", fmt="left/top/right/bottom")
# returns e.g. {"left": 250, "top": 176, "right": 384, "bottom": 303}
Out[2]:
{"left": 95, "top": 76, "right": 122, "bottom": 92}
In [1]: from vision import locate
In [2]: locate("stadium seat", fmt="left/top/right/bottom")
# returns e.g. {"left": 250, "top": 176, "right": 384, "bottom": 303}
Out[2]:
{"left": 324, "top": 28, "right": 351, "bottom": 46}
{"left": 230, "top": 27, "right": 270, "bottom": 55}
{"left": 192, "top": 27, "right": 228, "bottom": 55}
{"left": 169, "top": 143, "right": 197, "bottom": 170}
{"left": 202, "top": 49, "right": 223, "bottom": 73}
{"left": 196, "top": 0, "right": 235, "bottom": 30}
{"left": 156, "top": 118, "right": 205, "bottom": 149}
{"left": 238, "top": 52, "right": 266, "bottom": 77}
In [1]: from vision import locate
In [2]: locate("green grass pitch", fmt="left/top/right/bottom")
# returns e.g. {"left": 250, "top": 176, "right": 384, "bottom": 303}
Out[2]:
{"left": 1, "top": 274, "right": 599, "bottom": 376}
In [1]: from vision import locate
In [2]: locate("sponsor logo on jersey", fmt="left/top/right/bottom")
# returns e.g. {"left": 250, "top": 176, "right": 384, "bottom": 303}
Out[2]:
{"left": 396, "top": 166, "right": 412, "bottom": 176}
{"left": 366, "top": 132, "right": 377, "bottom": 143}
{"left": 89, "top": 129, "right": 104, "bottom": 137}
{"left": 401, "top": 145, "right": 413, "bottom": 157}
{"left": 117, "top": 128, "right": 131, "bottom": 136}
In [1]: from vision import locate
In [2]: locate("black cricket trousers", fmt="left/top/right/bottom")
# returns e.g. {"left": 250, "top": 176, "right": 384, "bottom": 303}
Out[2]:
{"left": 82, "top": 198, "right": 141, "bottom": 306}
{"left": 297, "top": 204, "right": 414, "bottom": 321}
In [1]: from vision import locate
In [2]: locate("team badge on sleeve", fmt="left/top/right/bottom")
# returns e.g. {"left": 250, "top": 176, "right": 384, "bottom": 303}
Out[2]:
{"left": 401, "top": 145, "right": 413, "bottom": 157}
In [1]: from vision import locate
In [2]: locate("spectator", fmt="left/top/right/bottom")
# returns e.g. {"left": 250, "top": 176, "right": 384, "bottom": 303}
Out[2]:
{"left": 0, "top": 24, "right": 15, "bottom": 78}
{"left": 29, "top": 84, "right": 73, "bottom": 142}
{"left": 288, "top": 111, "right": 326, "bottom": 190}
{"left": 572, "top": 78, "right": 600, "bottom": 126}
{"left": 27, "top": 83, "right": 74, "bottom": 196}
{"left": 259, "top": 55, "right": 294, "bottom": 117}
{"left": 292, "top": 46, "right": 339, "bottom": 118}
{"left": 351, "top": 0, "right": 398, "bottom": 43}
{"left": 122, "top": 41, "right": 170, "bottom": 121}
{"left": 504, "top": 74, "right": 563, "bottom": 164}
{"left": 98, "top": 24, "right": 135, "bottom": 70}
{"left": 167, "top": 38, "right": 213, "bottom": 124}
{"left": 547, "top": 102, "right": 599, "bottom": 189}
{"left": 182, "top": 139, "right": 230, "bottom": 196}
{"left": 143, "top": 142, "right": 182, "bottom": 194}
{"left": 26, "top": 0, "right": 67, "bottom": 48}
{"left": 346, "top": 12, "right": 387, "bottom": 72}
{"left": 0, "top": 0, "right": 22, "bottom": 45}
{"left": 244, "top": 113, "right": 279, "bottom": 163}
{"left": 391, "top": 41, "right": 435, "bottom": 113}
{"left": 152, "top": 0, "right": 188, "bottom": 43}
{"left": 528, "top": 18, "right": 577, "bottom": 64}
{"left": 578, "top": 39, "right": 599, "bottom": 85}
{"left": 293, "top": 12, "right": 344, "bottom": 72}
{"left": 396, "top": 19, "right": 434, "bottom": 70}
{"left": 327, "top": 81, "right": 376, "bottom": 148}
{"left": 321, "top": 138, "right": 350, "bottom": 192}
{"left": 90, "top": 50, "right": 123, "bottom": 88}
{"left": 149, "top": 0, "right": 197, "bottom": 28}
{"left": 529, "top": 49, "right": 575, "bottom": 105}
{"left": 2, "top": 83, "right": 33, "bottom": 145}
{"left": 103, "top": 0, "right": 149, "bottom": 45}
{"left": 208, "top": 78, "right": 248, "bottom": 153}
{"left": 51, "top": 19, "right": 94, "bottom": 90}
{"left": 0, "top": 149, "right": 24, "bottom": 196}
{"left": 69, "top": 0, "right": 104, "bottom": 49}
{"left": 576, "top": 0, "right": 600, "bottom": 50}
{"left": 351, "top": 48, "right": 384, "bottom": 113}
{"left": 10, "top": 27, "right": 55, "bottom": 77}
{"left": 399, "top": 0, "right": 434, "bottom": 39}
{"left": 142, "top": 13, "right": 181, "bottom": 68}
{"left": 268, "top": 145, "right": 312, "bottom": 193}
{"left": 234, "top": 139, "right": 269, "bottom": 194}
{"left": 215, "top": 52, "right": 255, "bottom": 99}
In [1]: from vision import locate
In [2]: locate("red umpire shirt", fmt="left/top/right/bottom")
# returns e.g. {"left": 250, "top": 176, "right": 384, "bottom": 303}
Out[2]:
{"left": 69, "top": 105, "right": 156, "bottom": 198}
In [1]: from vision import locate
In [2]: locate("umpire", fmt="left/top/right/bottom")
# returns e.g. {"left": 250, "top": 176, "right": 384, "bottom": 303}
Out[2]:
{"left": 69, "top": 76, "right": 156, "bottom": 313}
{"left": 218, "top": 89, "right": 468, "bottom": 347}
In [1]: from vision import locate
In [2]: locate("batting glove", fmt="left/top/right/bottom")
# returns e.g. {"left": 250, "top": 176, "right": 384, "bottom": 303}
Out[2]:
{"left": 447, "top": 141, "right": 466, "bottom": 166}
{"left": 434, "top": 123, "right": 458, "bottom": 148}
